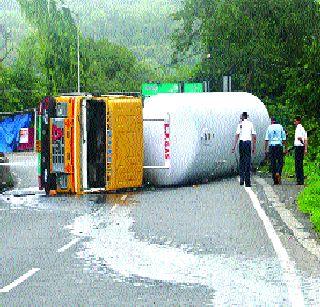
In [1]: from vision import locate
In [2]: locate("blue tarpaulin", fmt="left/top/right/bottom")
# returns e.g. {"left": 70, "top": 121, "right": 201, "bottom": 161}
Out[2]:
{"left": 0, "top": 113, "right": 33, "bottom": 153}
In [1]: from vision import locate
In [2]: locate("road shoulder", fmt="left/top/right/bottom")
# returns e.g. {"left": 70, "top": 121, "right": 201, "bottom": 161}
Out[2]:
{"left": 252, "top": 174, "right": 320, "bottom": 274}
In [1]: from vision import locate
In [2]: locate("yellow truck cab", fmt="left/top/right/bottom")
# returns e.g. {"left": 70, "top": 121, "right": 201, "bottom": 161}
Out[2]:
{"left": 37, "top": 94, "right": 143, "bottom": 195}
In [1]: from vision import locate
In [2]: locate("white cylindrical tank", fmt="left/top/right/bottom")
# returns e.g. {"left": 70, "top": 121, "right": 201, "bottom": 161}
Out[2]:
{"left": 143, "top": 92, "right": 270, "bottom": 186}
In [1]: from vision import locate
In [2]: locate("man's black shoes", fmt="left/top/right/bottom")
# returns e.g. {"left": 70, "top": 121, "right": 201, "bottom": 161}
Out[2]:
{"left": 240, "top": 181, "right": 251, "bottom": 187}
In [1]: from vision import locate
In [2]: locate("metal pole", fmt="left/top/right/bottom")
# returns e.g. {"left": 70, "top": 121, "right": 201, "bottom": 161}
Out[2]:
{"left": 47, "top": 0, "right": 51, "bottom": 95}
{"left": 34, "top": 108, "right": 37, "bottom": 152}
{"left": 77, "top": 14, "right": 80, "bottom": 94}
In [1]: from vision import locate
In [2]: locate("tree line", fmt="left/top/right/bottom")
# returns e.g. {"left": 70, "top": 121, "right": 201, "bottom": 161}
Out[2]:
{"left": 0, "top": 0, "right": 319, "bottom": 161}
{"left": 0, "top": 0, "right": 156, "bottom": 112}
{"left": 172, "top": 0, "right": 320, "bottom": 160}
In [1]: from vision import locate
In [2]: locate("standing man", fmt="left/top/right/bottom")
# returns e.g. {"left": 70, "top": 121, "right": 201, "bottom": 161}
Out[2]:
{"left": 264, "top": 117, "right": 287, "bottom": 185}
{"left": 232, "top": 112, "right": 257, "bottom": 187}
{"left": 294, "top": 116, "right": 308, "bottom": 185}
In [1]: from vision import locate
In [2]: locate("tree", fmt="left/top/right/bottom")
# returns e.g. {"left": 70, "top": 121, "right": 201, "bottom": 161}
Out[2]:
{"left": 0, "top": 24, "right": 12, "bottom": 63}
{"left": 17, "top": 0, "right": 78, "bottom": 94}
{"left": 80, "top": 38, "right": 153, "bottom": 92}
{"left": 173, "top": 0, "right": 320, "bottom": 161}
{"left": 0, "top": 33, "right": 47, "bottom": 112}
{"left": 15, "top": 0, "right": 157, "bottom": 94}
{"left": 173, "top": 0, "right": 320, "bottom": 96}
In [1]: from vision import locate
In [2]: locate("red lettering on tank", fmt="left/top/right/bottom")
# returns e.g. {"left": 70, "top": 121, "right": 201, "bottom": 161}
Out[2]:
{"left": 164, "top": 121, "right": 171, "bottom": 161}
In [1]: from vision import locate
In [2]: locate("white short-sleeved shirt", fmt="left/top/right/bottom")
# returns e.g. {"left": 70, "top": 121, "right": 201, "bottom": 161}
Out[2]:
{"left": 236, "top": 119, "right": 256, "bottom": 141}
{"left": 294, "top": 124, "right": 307, "bottom": 146}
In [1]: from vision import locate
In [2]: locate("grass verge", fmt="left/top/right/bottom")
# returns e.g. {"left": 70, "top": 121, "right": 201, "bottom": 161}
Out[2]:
{"left": 297, "top": 161, "right": 320, "bottom": 232}
{"left": 283, "top": 154, "right": 320, "bottom": 232}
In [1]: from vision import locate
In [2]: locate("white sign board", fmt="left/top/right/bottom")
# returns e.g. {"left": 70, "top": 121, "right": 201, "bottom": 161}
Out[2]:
{"left": 19, "top": 128, "right": 29, "bottom": 144}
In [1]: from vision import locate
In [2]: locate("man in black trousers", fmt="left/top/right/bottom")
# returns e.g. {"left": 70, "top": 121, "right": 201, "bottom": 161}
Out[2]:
{"left": 294, "top": 116, "right": 308, "bottom": 185}
{"left": 232, "top": 112, "right": 257, "bottom": 187}
{"left": 264, "top": 117, "right": 287, "bottom": 185}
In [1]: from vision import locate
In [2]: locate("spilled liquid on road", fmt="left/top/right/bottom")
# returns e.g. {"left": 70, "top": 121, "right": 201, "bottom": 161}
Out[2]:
{"left": 1, "top": 185, "right": 320, "bottom": 305}
{"left": 65, "top": 200, "right": 305, "bottom": 306}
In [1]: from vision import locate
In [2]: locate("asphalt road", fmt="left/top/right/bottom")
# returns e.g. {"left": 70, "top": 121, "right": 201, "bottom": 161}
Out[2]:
{"left": 0, "top": 153, "right": 319, "bottom": 306}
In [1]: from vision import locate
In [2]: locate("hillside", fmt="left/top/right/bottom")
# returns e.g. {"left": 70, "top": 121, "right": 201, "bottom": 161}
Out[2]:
{"left": 0, "top": 1, "right": 30, "bottom": 62}
{"left": 0, "top": 0, "right": 181, "bottom": 65}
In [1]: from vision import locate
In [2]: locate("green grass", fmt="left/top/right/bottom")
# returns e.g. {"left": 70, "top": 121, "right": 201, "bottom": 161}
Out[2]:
{"left": 6, "top": 173, "right": 14, "bottom": 188}
{"left": 284, "top": 154, "right": 320, "bottom": 232}
{"left": 297, "top": 157, "right": 320, "bottom": 232}
{"left": 282, "top": 154, "right": 295, "bottom": 178}
{"left": 0, "top": 172, "right": 14, "bottom": 192}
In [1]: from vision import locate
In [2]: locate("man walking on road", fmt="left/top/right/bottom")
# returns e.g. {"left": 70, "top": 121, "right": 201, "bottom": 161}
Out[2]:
{"left": 264, "top": 117, "right": 287, "bottom": 185}
{"left": 232, "top": 112, "right": 257, "bottom": 187}
{"left": 294, "top": 116, "right": 308, "bottom": 185}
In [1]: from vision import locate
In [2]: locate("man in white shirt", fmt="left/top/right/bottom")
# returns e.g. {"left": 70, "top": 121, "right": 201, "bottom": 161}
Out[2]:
{"left": 232, "top": 112, "right": 257, "bottom": 187}
{"left": 294, "top": 116, "right": 308, "bottom": 185}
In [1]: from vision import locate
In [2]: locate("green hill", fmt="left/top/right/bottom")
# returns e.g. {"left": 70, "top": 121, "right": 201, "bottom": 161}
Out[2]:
{"left": 0, "top": 0, "right": 181, "bottom": 66}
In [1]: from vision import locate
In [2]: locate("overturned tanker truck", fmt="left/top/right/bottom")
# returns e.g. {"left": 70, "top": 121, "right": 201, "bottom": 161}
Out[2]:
{"left": 37, "top": 92, "right": 269, "bottom": 195}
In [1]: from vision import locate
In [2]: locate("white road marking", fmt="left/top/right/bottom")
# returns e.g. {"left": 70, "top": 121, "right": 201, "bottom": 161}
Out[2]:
{"left": 244, "top": 185, "right": 305, "bottom": 307}
{"left": 255, "top": 177, "right": 320, "bottom": 259}
{"left": 0, "top": 268, "right": 40, "bottom": 293}
{"left": 4, "top": 187, "right": 41, "bottom": 194}
{"left": 57, "top": 238, "right": 81, "bottom": 253}
{"left": 0, "top": 162, "right": 37, "bottom": 167}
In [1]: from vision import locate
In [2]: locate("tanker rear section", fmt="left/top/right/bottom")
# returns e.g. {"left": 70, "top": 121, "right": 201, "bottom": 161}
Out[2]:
{"left": 143, "top": 92, "right": 270, "bottom": 186}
